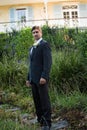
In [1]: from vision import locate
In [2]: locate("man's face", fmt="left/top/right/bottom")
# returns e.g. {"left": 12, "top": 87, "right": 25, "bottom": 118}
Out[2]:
{"left": 32, "top": 29, "right": 42, "bottom": 41}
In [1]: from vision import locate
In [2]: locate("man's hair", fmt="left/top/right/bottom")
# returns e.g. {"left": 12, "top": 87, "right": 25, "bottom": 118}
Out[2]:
{"left": 31, "top": 26, "right": 42, "bottom": 32}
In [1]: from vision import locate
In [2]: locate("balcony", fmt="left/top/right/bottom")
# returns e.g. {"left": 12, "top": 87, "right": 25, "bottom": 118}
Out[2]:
{"left": 0, "top": 17, "right": 87, "bottom": 32}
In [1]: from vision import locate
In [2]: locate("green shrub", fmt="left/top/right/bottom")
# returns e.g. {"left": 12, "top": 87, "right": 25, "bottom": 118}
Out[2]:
{"left": 0, "top": 27, "right": 33, "bottom": 60}
{"left": 0, "top": 56, "right": 28, "bottom": 87}
{"left": 14, "top": 28, "right": 33, "bottom": 59}
{"left": 75, "top": 30, "right": 87, "bottom": 60}
{"left": 0, "top": 26, "right": 87, "bottom": 93}
{"left": 50, "top": 49, "right": 87, "bottom": 93}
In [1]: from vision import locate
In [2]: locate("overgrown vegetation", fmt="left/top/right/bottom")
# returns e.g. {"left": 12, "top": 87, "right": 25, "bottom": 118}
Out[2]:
{"left": 0, "top": 26, "right": 87, "bottom": 92}
{"left": 0, "top": 26, "right": 87, "bottom": 129}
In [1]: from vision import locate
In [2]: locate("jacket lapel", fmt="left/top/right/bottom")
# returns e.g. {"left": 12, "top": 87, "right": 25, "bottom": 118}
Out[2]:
{"left": 30, "top": 46, "right": 36, "bottom": 61}
{"left": 30, "top": 39, "right": 43, "bottom": 60}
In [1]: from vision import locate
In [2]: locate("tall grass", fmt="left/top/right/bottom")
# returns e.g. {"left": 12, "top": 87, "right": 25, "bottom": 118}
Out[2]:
{"left": 50, "top": 89, "right": 87, "bottom": 112}
{"left": 0, "top": 56, "right": 28, "bottom": 89}
{"left": 0, "top": 26, "right": 87, "bottom": 130}
{"left": 50, "top": 48, "right": 87, "bottom": 93}
{"left": 0, "top": 119, "right": 37, "bottom": 130}
{"left": 0, "top": 26, "right": 87, "bottom": 93}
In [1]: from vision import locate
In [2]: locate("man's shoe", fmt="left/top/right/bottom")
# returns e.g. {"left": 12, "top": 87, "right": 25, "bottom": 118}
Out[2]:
{"left": 41, "top": 126, "right": 50, "bottom": 130}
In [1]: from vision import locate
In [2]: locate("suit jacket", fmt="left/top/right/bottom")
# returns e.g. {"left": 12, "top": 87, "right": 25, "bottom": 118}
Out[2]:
{"left": 28, "top": 39, "right": 52, "bottom": 85}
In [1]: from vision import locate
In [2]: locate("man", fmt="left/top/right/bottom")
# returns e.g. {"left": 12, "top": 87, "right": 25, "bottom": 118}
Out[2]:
{"left": 26, "top": 26, "right": 52, "bottom": 130}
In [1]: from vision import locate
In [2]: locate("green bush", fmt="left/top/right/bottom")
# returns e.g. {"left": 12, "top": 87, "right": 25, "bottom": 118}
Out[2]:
{"left": 75, "top": 30, "right": 87, "bottom": 60}
{"left": 50, "top": 48, "right": 87, "bottom": 93}
{"left": 0, "top": 26, "right": 87, "bottom": 93}
{"left": 0, "top": 27, "right": 33, "bottom": 60}
{"left": 14, "top": 28, "right": 33, "bottom": 59}
{"left": 0, "top": 56, "right": 28, "bottom": 87}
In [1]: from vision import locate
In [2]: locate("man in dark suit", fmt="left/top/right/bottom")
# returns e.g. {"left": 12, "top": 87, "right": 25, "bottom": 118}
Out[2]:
{"left": 26, "top": 26, "right": 52, "bottom": 130}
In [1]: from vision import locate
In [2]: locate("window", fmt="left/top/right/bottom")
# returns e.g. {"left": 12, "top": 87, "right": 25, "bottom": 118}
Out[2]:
{"left": 63, "top": 5, "right": 78, "bottom": 20}
{"left": 63, "top": 12, "right": 70, "bottom": 19}
{"left": 72, "top": 11, "right": 78, "bottom": 19}
{"left": 16, "top": 8, "right": 26, "bottom": 22}
{"left": 62, "top": 4, "right": 78, "bottom": 27}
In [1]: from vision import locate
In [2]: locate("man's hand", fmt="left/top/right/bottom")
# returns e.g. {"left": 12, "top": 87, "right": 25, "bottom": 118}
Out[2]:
{"left": 39, "top": 78, "right": 46, "bottom": 85}
{"left": 26, "top": 80, "right": 31, "bottom": 87}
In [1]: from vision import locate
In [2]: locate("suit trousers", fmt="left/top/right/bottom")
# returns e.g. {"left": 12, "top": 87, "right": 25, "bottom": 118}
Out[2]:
{"left": 31, "top": 82, "right": 51, "bottom": 127}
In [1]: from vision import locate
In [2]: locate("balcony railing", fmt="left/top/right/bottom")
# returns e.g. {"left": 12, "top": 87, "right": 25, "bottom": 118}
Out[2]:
{"left": 0, "top": 17, "right": 87, "bottom": 32}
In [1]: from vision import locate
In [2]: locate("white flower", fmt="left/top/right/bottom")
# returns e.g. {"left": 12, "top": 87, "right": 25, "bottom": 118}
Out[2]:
{"left": 33, "top": 42, "right": 38, "bottom": 46}
{"left": 33, "top": 42, "right": 39, "bottom": 47}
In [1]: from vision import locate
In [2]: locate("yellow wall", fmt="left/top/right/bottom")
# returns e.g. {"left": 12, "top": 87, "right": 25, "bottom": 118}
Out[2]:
{"left": 32, "top": 3, "right": 56, "bottom": 20}
{"left": 0, "top": 0, "right": 87, "bottom": 23}
{"left": 0, "top": 3, "right": 53, "bottom": 22}
{"left": 0, "top": 7, "right": 9, "bottom": 22}
{"left": 32, "top": 4, "right": 45, "bottom": 20}
{"left": 0, "top": 0, "right": 43, "bottom": 6}
{"left": 0, "top": 0, "right": 87, "bottom": 6}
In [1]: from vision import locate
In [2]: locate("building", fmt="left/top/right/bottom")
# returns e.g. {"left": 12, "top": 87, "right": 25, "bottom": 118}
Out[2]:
{"left": 0, "top": 0, "right": 87, "bottom": 32}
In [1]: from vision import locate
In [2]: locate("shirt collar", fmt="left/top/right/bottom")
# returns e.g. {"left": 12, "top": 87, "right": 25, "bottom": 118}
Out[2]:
{"left": 33, "top": 38, "right": 42, "bottom": 47}
{"left": 35, "top": 37, "right": 42, "bottom": 44}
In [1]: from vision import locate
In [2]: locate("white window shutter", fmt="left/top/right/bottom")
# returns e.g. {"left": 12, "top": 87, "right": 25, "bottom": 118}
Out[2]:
{"left": 53, "top": 5, "right": 62, "bottom": 19}
{"left": 79, "top": 4, "right": 87, "bottom": 17}
{"left": 26, "top": 7, "right": 34, "bottom": 26}
{"left": 78, "top": 4, "right": 87, "bottom": 27}
{"left": 9, "top": 8, "right": 15, "bottom": 22}
{"left": 27, "top": 7, "right": 34, "bottom": 20}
